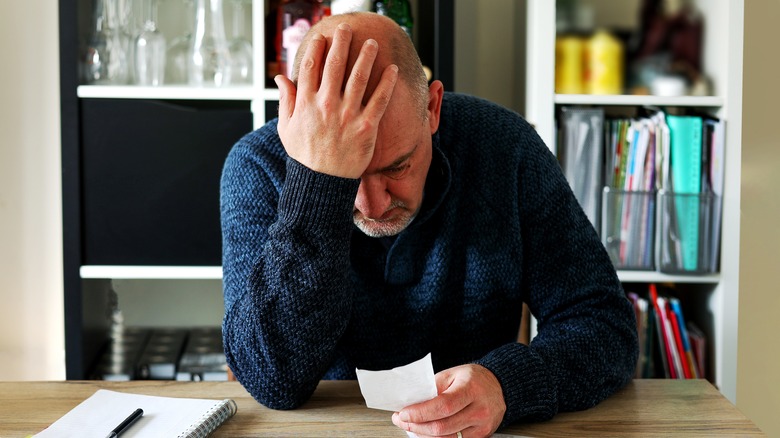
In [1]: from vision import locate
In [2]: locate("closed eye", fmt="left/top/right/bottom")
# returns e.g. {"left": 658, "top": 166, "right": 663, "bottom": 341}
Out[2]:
{"left": 383, "top": 164, "right": 410, "bottom": 179}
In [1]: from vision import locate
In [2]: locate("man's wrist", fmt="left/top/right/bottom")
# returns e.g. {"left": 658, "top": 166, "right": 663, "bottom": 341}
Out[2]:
{"left": 279, "top": 157, "right": 360, "bottom": 231}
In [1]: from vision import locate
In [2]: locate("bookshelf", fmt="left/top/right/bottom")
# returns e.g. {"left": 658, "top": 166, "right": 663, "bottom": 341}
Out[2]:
{"left": 525, "top": 0, "right": 743, "bottom": 402}
{"left": 59, "top": 0, "right": 454, "bottom": 379}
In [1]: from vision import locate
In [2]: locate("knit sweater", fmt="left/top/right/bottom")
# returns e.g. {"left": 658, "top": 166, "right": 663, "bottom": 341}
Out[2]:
{"left": 220, "top": 92, "right": 638, "bottom": 426}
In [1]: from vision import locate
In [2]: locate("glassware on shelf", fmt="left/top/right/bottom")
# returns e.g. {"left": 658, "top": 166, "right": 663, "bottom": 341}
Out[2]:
{"left": 166, "top": 0, "right": 194, "bottom": 85}
{"left": 83, "top": 0, "right": 131, "bottom": 85}
{"left": 279, "top": 0, "right": 325, "bottom": 79}
{"left": 228, "top": 0, "right": 253, "bottom": 85}
{"left": 134, "top": 0, "right": 167, "bottom": 86}
{"left": 188, "top": 0, "right": 233, "bottom": 87}
{"left": 118, "top": 0, "right": 136, "bottom": 81}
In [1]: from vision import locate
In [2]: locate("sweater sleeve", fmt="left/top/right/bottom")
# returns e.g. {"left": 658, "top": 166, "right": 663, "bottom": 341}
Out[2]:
{"left": 475, "top": 127, "right": 638, "bottom": 426}
{"left": 220, "top": 130, "right": 360, "bottom": 410}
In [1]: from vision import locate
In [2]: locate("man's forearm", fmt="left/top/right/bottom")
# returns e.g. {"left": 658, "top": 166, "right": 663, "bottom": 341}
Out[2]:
{"left": 222, "top": 158, "right": 360, "bottom": 409}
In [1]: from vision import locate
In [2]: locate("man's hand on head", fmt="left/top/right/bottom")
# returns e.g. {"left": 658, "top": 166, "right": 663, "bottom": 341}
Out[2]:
{"left": 274, "top": 23, "right": 399, "bottom": 179}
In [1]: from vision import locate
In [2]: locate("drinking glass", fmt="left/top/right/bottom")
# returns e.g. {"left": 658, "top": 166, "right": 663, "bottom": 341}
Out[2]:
{"left": 83, "top": 0, "right": 131, "bottom": 84}
{"left": 166, "top": 0, "right": 194, "bottom": 84}
{"left": 228, "top": 0, "right": 253, "bottom": 85}
{"left": 135, "top": 0, "right": 167, "bottom": 85}
{"left": 188, "top": 0, "right": 233, "bottom": 87}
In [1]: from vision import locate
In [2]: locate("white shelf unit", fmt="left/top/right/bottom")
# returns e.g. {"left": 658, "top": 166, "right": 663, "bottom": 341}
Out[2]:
{"left": 525, "top": 0, "right": 743, "bottom": 403}
{"left": 72, "top": 0, "right": 275, "bottom": 293}
{"left": 63, "top": 0, "right": 277, "bottom": 380}
{"left": 65, "top": 0, "right": 450, "bottom": 379}
{"left": 71, "top": 0, "right": 434, "bottom": 286}
{"left": 554, "top": 94, "right": 724, "bottom": 107}
{"left": 77, "top": 84, "right": 281, "bottom": 102}
{"left": 80, "top": 265, "right": 223, "bottom": 280}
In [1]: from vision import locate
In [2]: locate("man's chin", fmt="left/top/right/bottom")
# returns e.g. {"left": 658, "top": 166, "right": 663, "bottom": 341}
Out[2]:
{"left": 353, "top": 216, "right": 410, "bottom": 238}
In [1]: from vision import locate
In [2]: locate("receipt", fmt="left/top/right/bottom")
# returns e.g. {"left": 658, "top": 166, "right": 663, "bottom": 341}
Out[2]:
{"left": 356, "top": 353, "right": 438, "bottom": 412}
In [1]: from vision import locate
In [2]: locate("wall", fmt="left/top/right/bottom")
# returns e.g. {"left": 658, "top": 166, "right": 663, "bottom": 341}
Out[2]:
{"left": 0, "top": 0, "right": 65, "bottom": 379}
{"left": 454, "top": 0, "right": 526, "bottom": 113}
{"left": 2, "top": 4, "right": 779, "bottom": 434}
{"left": 738, "top": 1, "right": 780, "bottom": 436}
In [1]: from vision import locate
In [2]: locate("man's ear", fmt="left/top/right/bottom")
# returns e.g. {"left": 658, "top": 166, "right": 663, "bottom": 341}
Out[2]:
{"left": 426, "top": 80, "right": 444, "bottom": 134}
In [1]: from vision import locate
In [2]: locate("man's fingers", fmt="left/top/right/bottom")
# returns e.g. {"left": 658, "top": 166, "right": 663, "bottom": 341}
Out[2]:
{"left": 343, "top": 38, "right": 378, "bottom": 108}
{"left": 363, "top": 63, "right": 398, "bottom": 123}
{"left": 392, "top": 405, "right": 476, "bottom": 438}
{"left": 275, "top": 74, "right": 297, "bottom": 126}
{"left": 296, "top": 32, "right": 326, "bottom": 95}
{"left": 399, "top": 389, "right": 469, "bottom": 424}
{"left": 320, "top": 23, "right": 352, "bottom": 95}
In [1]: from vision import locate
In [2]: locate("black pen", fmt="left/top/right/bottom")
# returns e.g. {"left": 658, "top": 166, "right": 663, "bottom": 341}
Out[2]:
{"left": 106, "top": 408, "right": 143, "bottom": 438}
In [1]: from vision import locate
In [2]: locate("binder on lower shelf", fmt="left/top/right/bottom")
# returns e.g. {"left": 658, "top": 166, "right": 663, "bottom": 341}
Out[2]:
{"left": 176, "top": 327, "right": 229, "bottom": 381}
{"left": 137, "top": 328, "right": 188, "bottom": 380}
{"left": 92, "top": 327, "right": 151, "bottom": 381}
{"left": 92, "top": 326, "right": 227, "bottom": 381}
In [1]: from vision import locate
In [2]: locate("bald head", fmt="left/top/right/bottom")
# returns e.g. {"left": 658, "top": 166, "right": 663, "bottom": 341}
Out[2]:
{"left": 291, "top": 12, "right": 429, "bottom": 118}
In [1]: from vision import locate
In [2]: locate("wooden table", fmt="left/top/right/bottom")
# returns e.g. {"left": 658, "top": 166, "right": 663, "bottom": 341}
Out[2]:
{"left": 0, "top": 379, "right": 763, "bottom": 437}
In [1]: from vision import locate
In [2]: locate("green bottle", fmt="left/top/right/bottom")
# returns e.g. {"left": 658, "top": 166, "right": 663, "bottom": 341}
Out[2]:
{"left": 373, "top": 0, "right": 413, "bottom": 39}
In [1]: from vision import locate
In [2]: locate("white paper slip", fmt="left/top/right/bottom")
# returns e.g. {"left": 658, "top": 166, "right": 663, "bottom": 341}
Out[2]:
{"left": 356, "top": 352, "right": 438, "bottom": 412}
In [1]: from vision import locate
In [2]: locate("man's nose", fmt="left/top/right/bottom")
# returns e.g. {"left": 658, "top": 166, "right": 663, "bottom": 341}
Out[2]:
{"left": 355, "top": 176, "right": 391, "bottom": 219}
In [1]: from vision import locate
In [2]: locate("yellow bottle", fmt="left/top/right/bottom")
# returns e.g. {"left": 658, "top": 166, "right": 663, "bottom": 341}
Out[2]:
{"left": 555, "top": 35, "right": 585, "bottom": 94}
{"left": 585, "top": 29, "right": 624, "bottom": 95}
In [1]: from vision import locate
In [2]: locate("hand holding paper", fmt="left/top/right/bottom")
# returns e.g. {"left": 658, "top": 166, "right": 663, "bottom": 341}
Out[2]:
{"left": 356, "top": 353, "right": 438, "bottom": 412}
{"left": 357, "top": 353, "right": 508, "bottom": 438}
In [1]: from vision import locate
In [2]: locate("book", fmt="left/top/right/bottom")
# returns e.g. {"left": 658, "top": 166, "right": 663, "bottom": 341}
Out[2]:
{"left": 627, "top": 292, "right": 654, "bottom": 378}
{"left": 34, "top": 389, "right": 237, "bottom": 438}
{"left": 649, "top": 284, "right": 677, "bottom": 378}
{"left": 666, "top": 304, "right": 692, "bottom": 378}
{"left": 640, "top": 284, "right": 706, "bottom": 380}
{"left": 666, "top": 114, "right": 703, "bottom": 271}
{"left": 601, "top": 112, "right": 667, "bottom": 270}
{"left": 706, "top": 118, "right": 726, "bottom": 272}
{"left": 670, "top": 297, "right": 699, "bottom": 378}
{"left": 687, "top": 322, "right": 708, "bottom": 379}
{"left": 649, "top": 297, "right": 670, "bottom": 378}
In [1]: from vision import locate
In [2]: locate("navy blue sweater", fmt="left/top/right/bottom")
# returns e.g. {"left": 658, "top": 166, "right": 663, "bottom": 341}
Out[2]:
{"left": 220, "top": 92, "right": 638, "bottom": 426}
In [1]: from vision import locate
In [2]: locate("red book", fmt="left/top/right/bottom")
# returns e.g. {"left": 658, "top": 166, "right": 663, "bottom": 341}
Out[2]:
{"left": 667, "top": 305, "right": 692, "bottom": 378}
{"left": 649, "top": 285, "right": 677, "bottom": 379}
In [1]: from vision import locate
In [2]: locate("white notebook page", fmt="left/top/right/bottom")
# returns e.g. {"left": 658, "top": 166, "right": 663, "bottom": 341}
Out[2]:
{"left": 34, "top": 389, "right": 232, "bottom": 438}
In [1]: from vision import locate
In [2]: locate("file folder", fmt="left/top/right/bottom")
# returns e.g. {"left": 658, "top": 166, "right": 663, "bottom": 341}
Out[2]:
{"left": 666, "top": 115, "right": 702, "bottom": 271}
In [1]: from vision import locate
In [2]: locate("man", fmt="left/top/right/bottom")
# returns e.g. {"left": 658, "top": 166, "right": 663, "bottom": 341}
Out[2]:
{"left": 221, "top": 12, "right": 638, "bottom": 438}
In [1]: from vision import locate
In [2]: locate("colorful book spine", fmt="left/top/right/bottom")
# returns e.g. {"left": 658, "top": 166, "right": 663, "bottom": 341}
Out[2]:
{"left": 666, "top": 115, "right": 703, "bottom": 271}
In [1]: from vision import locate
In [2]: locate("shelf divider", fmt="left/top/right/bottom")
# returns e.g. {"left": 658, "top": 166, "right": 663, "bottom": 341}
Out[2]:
{"left": 80, "top": 265, "right": 223, "bottom": 280}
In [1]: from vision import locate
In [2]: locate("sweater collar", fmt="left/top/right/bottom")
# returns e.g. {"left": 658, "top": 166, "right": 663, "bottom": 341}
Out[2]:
{"left": 406, "top": 132, "right": 451, "bottom": 229}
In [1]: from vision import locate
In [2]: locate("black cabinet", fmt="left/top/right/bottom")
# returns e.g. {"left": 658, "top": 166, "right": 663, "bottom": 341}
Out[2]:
{"left": 80, "top": 99, "right": 250, "bottom": 266}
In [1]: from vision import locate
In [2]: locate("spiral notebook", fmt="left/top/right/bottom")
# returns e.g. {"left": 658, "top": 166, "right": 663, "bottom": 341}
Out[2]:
{"left": 34, "top": 389, "right": 237, "bottom": 438}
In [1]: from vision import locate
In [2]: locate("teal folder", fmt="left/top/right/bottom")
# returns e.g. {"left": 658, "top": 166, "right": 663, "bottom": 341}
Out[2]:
{"left": 667, "top": 115, "right": 702, "bottom": 271}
